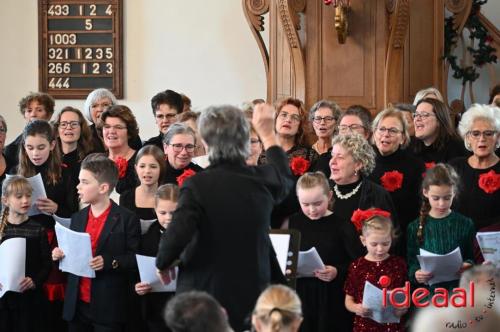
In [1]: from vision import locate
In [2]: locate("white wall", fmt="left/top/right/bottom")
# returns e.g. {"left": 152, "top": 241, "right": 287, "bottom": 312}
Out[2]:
{"left": 0, "top": 0, "right": 267, "bottom": 144}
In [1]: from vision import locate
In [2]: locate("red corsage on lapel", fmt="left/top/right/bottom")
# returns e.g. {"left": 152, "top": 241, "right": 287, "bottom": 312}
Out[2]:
{"left": 177, "top": 168, "right": 196, "bottom": 187}
{"left": 478, "top": 170, "right": 500, "bottom": 194}
{"left": 424, "top": 162, "right": 436, "bottom": 170}
{"left": 114, "top": 157, "right": 128, "bottom": 179}
{"left": 290, "top": 156, "right": 310, "bottom": 176}
{"left": 351, "top": 208, "right": 391, "bottom": 232}
{"left": 380, "top": 171, "right": 403, "bottom": 192}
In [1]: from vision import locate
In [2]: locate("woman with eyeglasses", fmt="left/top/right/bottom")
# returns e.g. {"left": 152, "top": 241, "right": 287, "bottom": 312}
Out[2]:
{"left": 259, "top": 97, "right": 319, "bottom": 228}
{"left": 101, "top": 105, "right": 141, "bottom": 194}
{"left": 410, "top": 98, "right": 467, "bottom": 167}
{"left": 310, "top": 100, "right": 342, "bottom": 155}
{"left": 83, "top": 88, "right": 142, "bottom": 153}
{"left": 247, "top": 124, "right": 263, "bottom": 166}
{"left": 369, "top": 108, "right": 425, "bottom": 254}
{"left": 162, "top": 123, "right": 203, "bottom": 185}
{"left": 449, "top": 104, "right": 500, "bottom": 230}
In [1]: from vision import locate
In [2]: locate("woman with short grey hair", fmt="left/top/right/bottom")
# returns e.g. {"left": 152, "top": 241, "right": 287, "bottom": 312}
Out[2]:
{"left": 162, "top": 122, "right": 203, "bottom": 185}
{"left": 328, "top": 133, "right": 398, "bottom": 234}
{"left": 450, "top": 104, "right": 500, "bottom": 229}
{"left": 309, "top": 99, "right": 341, "bottom": 155}
{"left": 156, "top": 104, "right": 294, "bottom": 331}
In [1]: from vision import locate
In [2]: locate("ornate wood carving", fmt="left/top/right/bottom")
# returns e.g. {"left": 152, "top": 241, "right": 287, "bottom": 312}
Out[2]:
{"left": 242, "top": 0, "right": 271, "bottom": 100}
{"left": 385, "top": 0, "right": 410, "bottom": 105}
{"left": 445, "top": 0, "right": 472, "bottom": 32}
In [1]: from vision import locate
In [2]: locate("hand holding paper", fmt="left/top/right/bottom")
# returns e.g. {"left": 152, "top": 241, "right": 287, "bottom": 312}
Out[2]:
{"left": 417, "top": 247, "right": 462, "bottom": 285}
{"left": 137, "top": 255, "right": 177, "bottom": 292}
{"left": 476, "top": 232, "right": 500, "bottom": 266}
{"left": 0, "top": 238, "right": 26, "bottom": 298}
{"left": 362, "top": 281, "right": 401, "bottom": 324}
{"left": 54, "top": 222, "right": 95, "bottom": 278}
{"left": 297, "top": 247, "right": 325, "bottom": 277}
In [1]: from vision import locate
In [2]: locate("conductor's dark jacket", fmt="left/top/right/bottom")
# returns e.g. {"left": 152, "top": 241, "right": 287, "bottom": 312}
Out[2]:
{"left": 156, "top": 146, "right": 294, "bottom": 331}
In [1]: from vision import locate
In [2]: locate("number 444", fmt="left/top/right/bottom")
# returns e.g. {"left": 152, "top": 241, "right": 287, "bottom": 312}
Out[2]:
{"left": 49, "top": 77, "right": 70, "bottom": 89}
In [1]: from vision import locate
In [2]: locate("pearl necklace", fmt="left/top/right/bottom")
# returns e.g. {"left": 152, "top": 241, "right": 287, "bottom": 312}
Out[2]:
{"left": 333, "top": 182, "right": 362, "bottom": 200}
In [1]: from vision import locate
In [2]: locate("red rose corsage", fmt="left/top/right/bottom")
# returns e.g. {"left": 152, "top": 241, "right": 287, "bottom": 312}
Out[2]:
{"left": 114, "top": 157, "right": 128, "bottom": 179}
{"left": 478, "top": 170, "right": 500, "bottom": 194}
{"left": 380, "top": 171, "right": 403, "bottom": 192}
{"left": 424, "top": 162, "right": 436, "bottom": 170}
{"left": 351, "top": 208, "right": 391, "bottom": 232}
{"left": 177, "top": 168, "right": 196, "bottom": 187}
{"left": 290, "top": 156, "right": 310, "bottom": 176}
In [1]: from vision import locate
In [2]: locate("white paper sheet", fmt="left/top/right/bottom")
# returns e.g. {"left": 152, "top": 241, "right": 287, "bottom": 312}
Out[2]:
{"left": 270, "top": 234, "right": 291, "bottom": 275}
{"left": 0, "top": 238, "right": 26, "bottom": 298}
{"left": 417, "top": 247, "right": 462, "bottom": 285}
{"left": 476, "top": 232, "right": 500, "bottom": 266}
{"left": 136, "top": 254, "right": 176, "bottom": 292}
{"left": 362, "top": 281, "right": 401, "bottom": 324}
{"left": 55, "top": 222, "right": 95, "bottom": 278}
{"left": 140, "top": 219, "right": 157, "bottom": 235}
{"left": 53, "top": 215, "right": 71, "bottom": 228}
{"left": 6, "top": 173, "right": 47, "bottom": 216}
{"left": 192, "top": 155, "right": 209, "bottom": 169}
{"left": 297, "top": 247, "right": 325, "bottom": 277}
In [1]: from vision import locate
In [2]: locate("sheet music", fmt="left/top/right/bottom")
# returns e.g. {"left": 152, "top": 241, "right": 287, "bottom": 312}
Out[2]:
{"left": 55, "top": 222, "right": 95, "bottom": 278}
{"left": 362, "top": 281, "right": 401, "bottom": 324}
{"left": 53, "top": 215, "right": 71, "bottom": 228}
{"left": 417, "top": 247, "right": 462, "bottom": 285}
{"left": 476, "top": 232, "right": 500, "bottom": 266}
{"left": 0, "top": 238, "right": 26, "bottom": 298}
{"left": 270, "top": 234, "right": 291, "bottom": 275}
{"left": 297, "top": 247, "right": 325, "bottom": 277}
{"left": 136, "top": 255, "right": 176, "bottom": 292}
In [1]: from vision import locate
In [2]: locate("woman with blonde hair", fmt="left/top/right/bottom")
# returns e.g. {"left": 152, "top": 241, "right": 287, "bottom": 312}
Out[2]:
{"left": 252, "top": 285, "right": 303, "bottom": 332}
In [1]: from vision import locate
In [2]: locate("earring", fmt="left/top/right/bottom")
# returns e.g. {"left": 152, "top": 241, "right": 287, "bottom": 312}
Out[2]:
{"left": 354, "top": 169, "right": 358, "bottom": 176}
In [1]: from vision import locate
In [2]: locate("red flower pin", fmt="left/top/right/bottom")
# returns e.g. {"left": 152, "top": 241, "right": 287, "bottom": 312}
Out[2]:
{"left": 424, "top": 162, "right": 436, "bottom": 170}
{"left": 380, "top": 171, "right": 403, "bottom": 192}
{"left": 290, "top": 157, "right": 310, "bottom": 176}
{"left": 114, "top": 157, "right": 128, "bottom": 179}
{"left": 177, "top": 168, "right": 196, "bottom": 187}
{"left": 351, "top": 208, "right": 392, "bottom": 232}
{"left": 478, "top": 170, "right": 500, "bottom": 194}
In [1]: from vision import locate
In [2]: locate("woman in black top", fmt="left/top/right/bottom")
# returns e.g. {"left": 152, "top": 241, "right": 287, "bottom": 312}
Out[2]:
{"left": 0, "top": 115, "right": 11, "bottom": 196}
{"left": 411, "top": 98, "right": 467, "bottom": 166}
{"left": 162, "top": 123, "right": 203, "bottom": 186}
{"left": 369, "top": 108, "right": 425, "bottom": 252}
{"left": 450, "top": 104, "right": 500, "bottom": 229}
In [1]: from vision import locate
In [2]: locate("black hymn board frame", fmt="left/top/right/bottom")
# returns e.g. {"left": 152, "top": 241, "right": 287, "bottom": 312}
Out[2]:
{"left": 38, "top": 0, "right": 123, "bottom": 99}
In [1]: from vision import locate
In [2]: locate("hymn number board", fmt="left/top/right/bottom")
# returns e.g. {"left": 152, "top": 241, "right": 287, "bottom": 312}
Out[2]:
{"left": 39, "top": 0, "right": 123, "bottom": 98}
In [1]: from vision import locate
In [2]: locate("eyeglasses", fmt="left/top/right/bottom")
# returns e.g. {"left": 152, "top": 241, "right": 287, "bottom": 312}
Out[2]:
{"left": 414, "top": 112, "right": 435, "bottom": 120}
{"left": 169, "top": 143, "right": 196, "bottom": 153}
{"left": 250, "top": 138, "right": 261, "bottom": 144}
{"left": 278, "top": 112, "right": 301, "bottom": 123}
{"left": 338, "top": 124, "right": 365, "bottom": 132}
{"left": 0, "top": 127, "right": 6, "bottom": 134}
{"left": 313, "top": 116, "right": 335, "bottom": 124}
{"left": 467, "top": 130, "right": 497, "bottom": 139}
{"left": 156, "top": 113, "right": 177, "bottom": 120}
{"left": 91, "top": 102, "right": 111, "bottom": 109}
{"left": 103, "top": 124, "right": 127, "bottom": 131}
{"left": 58, "top": 121, "right": 80, "bottom": 129}
{"left": 376, "top": 127, "right": 401, "bottom": 136}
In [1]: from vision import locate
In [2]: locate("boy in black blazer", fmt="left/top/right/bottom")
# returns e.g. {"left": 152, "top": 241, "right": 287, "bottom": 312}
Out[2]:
{"left": 52, "top": 153, "right": 140, "bottom": 332}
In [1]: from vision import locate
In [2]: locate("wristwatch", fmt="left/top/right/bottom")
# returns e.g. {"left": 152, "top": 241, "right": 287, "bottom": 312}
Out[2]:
{"left": 112, "top": 259, "right": 119, "bottom": 269}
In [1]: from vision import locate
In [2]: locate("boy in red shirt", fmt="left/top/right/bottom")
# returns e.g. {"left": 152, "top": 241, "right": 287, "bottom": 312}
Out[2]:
{"left": 53, "top": 153, "right": 140, "bottom": 331}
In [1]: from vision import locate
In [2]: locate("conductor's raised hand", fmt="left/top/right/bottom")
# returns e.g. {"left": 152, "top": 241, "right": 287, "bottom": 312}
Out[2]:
{"left": 157, "top": 267, "right": 176, "bottom": 285}
{"left": 252, "top": 103, "right": 277, "bottom": 149}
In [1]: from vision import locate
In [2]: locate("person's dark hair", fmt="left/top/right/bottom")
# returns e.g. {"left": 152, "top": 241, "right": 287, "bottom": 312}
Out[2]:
{"left": 18, "top": 120, "right": 61, "bottom": 185}
{"left": 81, "top": 153, "right": 119, "bottom": 193}
{"left": 18, "top": 92, "right": 55, "bottom": 119}
{"left": 414, "top": 98, "right": 459, "bottom": 152}
{"left": 275, "top": 97, "right": 309, "bottom": 146}
{"left": 164, "top": 291, "right": 230, "bottom": 332}
{"left": 417, "top": 163, "right": 460, "bottom": 244}
{"left": 309, "top": 99, "right": 342, "bottom": 122}
{"left": 135, "top": 145, "right": 166, "bottom": 184}
{"left": 151, "top": 90, "right": 183, "bottom": 115}
{"left": 100, "top": 105, "right": 139, "bottom": 140}
{"left": 340, "top": 104, "right": 373, "bottom": 132}
{"left": 180, "top": 93, "right": 192, "bottom": 112}
{"left": 54, "top": 106, "right": 93, "bottom": 162}
{"left": 489, "top": 83, "right": 500, "bottom": 105}
{"left": 178, "top": 111, "right": 199, "bottom": 123}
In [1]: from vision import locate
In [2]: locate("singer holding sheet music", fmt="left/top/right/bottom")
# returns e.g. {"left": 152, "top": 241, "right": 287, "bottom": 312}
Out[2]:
{"left": 156, "top": 103, "right": 294, "bottom": 331}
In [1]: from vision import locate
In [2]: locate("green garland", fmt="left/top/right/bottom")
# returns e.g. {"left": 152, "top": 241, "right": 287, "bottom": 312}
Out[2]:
{"left": 443, "top": 0, "right": 497, "bottom": 85}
